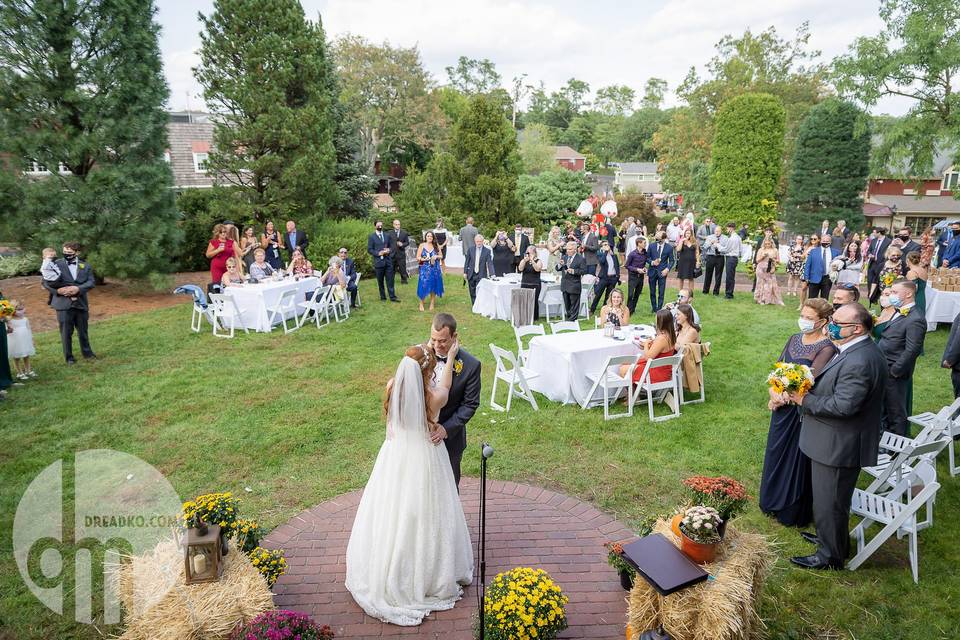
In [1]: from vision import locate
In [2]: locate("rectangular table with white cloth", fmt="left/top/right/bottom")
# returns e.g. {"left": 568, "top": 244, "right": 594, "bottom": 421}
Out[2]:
{"left": 525, "top": 326, "right": 655, "bottom": 405}
{"left": 222, "top": 276, "right": 320, "bottom": 332}
{"left": 471, "top": 273, "right": 558, "bottom": 321}
{"left": 924, "top": 285, "right": 960, "bottom": 331}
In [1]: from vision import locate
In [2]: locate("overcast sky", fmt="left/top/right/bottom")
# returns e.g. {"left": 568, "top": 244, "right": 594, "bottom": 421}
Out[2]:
{"left": 156, "top": 0, "right": 910, "bottom": 116}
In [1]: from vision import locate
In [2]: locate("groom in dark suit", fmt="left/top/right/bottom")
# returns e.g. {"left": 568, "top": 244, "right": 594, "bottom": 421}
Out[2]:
{"left": 42, "top": 242, "right": 97, "bottom": 364}
{"left": 429, "top": 313, "right": 481, "bottom": 488}
{"left": 647, "top": 231, "right": 675, "bottom": 312}
{"left": 788, "top": 303, "right": 887, "bottom": 570}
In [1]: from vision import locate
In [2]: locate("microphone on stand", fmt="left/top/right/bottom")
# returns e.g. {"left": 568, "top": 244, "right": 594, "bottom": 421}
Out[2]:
{"left": 478, "top": 442, "right": 494, "bottom": 640}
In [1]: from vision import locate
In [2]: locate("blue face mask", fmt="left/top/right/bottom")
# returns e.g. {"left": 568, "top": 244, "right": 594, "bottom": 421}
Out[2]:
{"left": 888, "top": 294, "right": 902, "bottom": 307}
{"left": 827, "top": 322, "right": 844, "bottom": 341}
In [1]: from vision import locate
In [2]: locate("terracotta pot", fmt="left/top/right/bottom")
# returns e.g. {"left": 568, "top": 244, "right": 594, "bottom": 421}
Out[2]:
{"left": 679, "top": 528, "right": 719, "bottom": 564}
{"left": 670, "top": 513, "right": 683, "bottom": 538}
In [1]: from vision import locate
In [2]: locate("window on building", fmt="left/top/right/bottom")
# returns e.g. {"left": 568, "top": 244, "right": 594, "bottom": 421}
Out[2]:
{"left": 24, "top": 159, "right": 48, "bottom": 173}
{"left": 193, "top": 152, "right": 209, "bottom": 173}
{"left": 905, "top": 216, "right": 945, "bottom": 235}
{"left": 942, "top": 170, "right": 959, "bottom": 191}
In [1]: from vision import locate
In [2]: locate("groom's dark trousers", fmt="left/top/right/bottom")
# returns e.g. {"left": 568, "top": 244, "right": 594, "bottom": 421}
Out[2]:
{"left": 437, "top": 348, "right": 481, "bottom": 488}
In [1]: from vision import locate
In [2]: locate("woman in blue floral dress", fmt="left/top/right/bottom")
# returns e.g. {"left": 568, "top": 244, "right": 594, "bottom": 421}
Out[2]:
{"left": 416, "top": 231, "right": 444, "bottom": 312}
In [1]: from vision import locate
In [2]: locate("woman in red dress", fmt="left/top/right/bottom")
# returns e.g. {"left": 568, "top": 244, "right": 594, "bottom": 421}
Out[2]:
{"left": 206, "top": 223, "right": 241, "bottom": 285}
{"left": 620, "top": 309, "right": 677, "bottom": 384}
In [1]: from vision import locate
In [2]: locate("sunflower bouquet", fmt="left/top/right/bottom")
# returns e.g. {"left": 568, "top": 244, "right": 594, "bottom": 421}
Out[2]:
{"left": 766, "top": 361, "right": 814, "bottom": 398}
{"left": 880, "top": 267, "right": 899, "bottom": 288}
{"left": 0, "top": 299, "right": 15, "bottom": 320}
{"left": 482, "top": 567, "right": 568, "bottom": 640}
{"left": 248, "top": 546, "right": 287, "bottom": 587}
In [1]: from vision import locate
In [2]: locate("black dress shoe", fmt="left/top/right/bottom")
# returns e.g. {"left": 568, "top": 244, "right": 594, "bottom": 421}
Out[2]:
{"left": 66, "top": 358, "right": 77, "bottom": 365}
{"left": 83, "top": 353, "right": 98, "bottom": 360}
{"left": 790, "top": 554, "right": 843, "bottom": 570}
{"left": 800, "top": 531, "right": 819, "bottom": 545}
{"left": 390, "top": 298, "right": 400, "bottom": 303}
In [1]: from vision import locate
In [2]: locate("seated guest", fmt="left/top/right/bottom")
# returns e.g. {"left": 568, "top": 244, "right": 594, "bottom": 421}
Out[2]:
{"left": 288, "top": 248, "right": 313, "bottom": 277}
{"left": 620, "top": 309, "right": 676, "bottom": 385}
{"left": 831, "top": 282, "right": 860, "bottom": 310}
{"left": 248, "top": 248, "right": 275, "bottom": 281}
{"left": 675, "top": 303, "right": 700, "bottom": 349}
{"left": 322, "top": 256, "right": 348, "bottom": 301}
{"left": 338, "top": 247, "right": 359, "bottom": 308}
{"left": 599, "top": 288, "right": 630, "bottom": 327}
{"left": 876, "top": 279, "right": 926, "bottom": 436}
{"left": 666, "top": 289, "right": 701, "bottom": 326}
{"left": 676, "top": 303, "right": 705, "bottom": 396}
{"left": 220, "top": 257, "right": 245, "bottom": 288}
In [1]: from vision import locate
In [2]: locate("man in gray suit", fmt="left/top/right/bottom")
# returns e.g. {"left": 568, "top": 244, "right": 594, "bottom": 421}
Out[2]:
{"left": 459, "top": 216, "right": 478, "bottom": 253}
{"left": 788, "top": 302, "right": 887, "bottom": 570}
{"left": 579, "top": 222, "right": 599, "bottom": 272}
{"left": 463, "top": 234, "right": 494, "bottom": 304}
{"left": 556, "top": 241, "right": 587, "bottom": 321}
{"left": 42, "top": 242, "right": 97, "bottom": 364}
{"left": 876, "top": 279, "right": 927, "bottom": 436}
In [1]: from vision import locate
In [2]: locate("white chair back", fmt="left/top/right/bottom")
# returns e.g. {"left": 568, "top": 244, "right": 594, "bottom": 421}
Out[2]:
{"left": 489, "top": 343, "right": 539, "bottom": 412}
{"left": 209, "top": 293, "right": 248, "bottom": 338}
{"left": 549, "top": 320, "right": 581, "bottom": 335}
{"left": 266, "top": 288, "right": 300, "bottom": 334}
{"left": 541, "top": 284, "right": 564, "bottom": 322}
{"left": 582, "top": 353, "right": 642, "bottom": 420}
{"left": 513, "top": 324, "right": 545, "bottom": 365}
{"left": 633, "top": 353, "right": 683, "bottom": 422}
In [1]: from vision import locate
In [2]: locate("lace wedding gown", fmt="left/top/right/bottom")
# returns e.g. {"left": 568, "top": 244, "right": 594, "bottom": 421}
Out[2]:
{"left": 345, "top": 356, "right": 473, "bottom": 626}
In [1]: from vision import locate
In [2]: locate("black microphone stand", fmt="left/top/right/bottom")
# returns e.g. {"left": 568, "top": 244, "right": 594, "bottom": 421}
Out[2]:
{"left": 479, "top": 442, "right": 493, "bottom": 640}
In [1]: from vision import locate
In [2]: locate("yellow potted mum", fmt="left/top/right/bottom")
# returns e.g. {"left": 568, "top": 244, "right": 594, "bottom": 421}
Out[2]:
{"left": 481, "top": 567, "right": 568, "bottom": 639}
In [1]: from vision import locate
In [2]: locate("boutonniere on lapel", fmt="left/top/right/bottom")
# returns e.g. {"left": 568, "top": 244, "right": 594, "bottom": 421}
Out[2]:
{"left": 453, "top": 359, "right": 463, "bottom": 376}
{"left": 898, "top": 307, "right": 910, "bottom": 317}
{"left": 78, "top": 262, "right": 86, "bottom": 270}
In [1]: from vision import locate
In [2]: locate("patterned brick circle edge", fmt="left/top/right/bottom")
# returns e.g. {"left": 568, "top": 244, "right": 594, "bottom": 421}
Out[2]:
{"left": 262, "top": 477, "right": 636, "bottom": 639}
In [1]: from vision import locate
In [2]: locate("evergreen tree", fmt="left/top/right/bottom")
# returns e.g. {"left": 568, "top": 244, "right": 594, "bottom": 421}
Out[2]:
{"left": 708, "top": 93, "right": 785, "bottom": 226}
{"left": 0, "top": 0, "right": 181, "bottom": 280}
{"left": 516, "top": 170, "right": 591, "bottom": 222}
{"left": 195, "top": 0, "right": 337, "bottom": 223}
{"left": 784, "top": 98, "right": 870, "bottom": 233}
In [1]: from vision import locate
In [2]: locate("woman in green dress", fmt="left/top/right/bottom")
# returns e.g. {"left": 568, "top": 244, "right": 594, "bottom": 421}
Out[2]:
{"left": 905, "top": 251, "right": 927, "bottom": 317}
{"left": 0, "top": 290, "right": 14, "bottom": 400}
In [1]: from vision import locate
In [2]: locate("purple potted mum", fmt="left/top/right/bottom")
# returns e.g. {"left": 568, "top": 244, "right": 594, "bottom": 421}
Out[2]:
{"left": 229, "top": 610, "right": 335, "bottom": 640}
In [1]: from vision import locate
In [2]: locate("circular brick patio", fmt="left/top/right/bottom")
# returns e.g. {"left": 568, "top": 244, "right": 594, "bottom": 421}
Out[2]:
{"left": 263, "top": 477, "right": 635, "bottom": 639}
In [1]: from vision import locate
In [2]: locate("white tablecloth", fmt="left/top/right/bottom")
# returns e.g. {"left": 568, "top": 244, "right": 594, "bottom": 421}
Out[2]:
{"left": 525, "top": 326, "right": 655, "bottom": 405}
{"left": 223, "top": 276, "right": 320, "bottom": 332}
{"left": 472, "top": 273, "right": 557, "bottom": 321}
{"left": 779, "top": 245, "right": 791, "bottom": 264}
{"left": 925, "top": 285, "right": 960, "bottom": 331}
{"left": 446, "top": 245, "right": 549, "bottom": 269}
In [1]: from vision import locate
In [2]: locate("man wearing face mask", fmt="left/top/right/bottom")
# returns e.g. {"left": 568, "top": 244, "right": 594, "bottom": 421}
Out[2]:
{"left": 875, "top": 280, "right": 926, "bottom": 436}
{"left": 895, "top": 227, "right": 920, "bottom": 272}
{"left": 830, "top": 283, "right": 860, "bottom": 310}
{"left": 367, "top": 220, "right": 399, "bottom": 303}
{"left": 42, "top": 242, "right": 97, "bottom": 364}
{"left": 647, "top": 231, "right": 675, "bottom": 312}
{"left": 787, "top": 303, "right": 886, "bottom": 571}
{"left": 802, "top": 235, "right": 838, "bottom": 300}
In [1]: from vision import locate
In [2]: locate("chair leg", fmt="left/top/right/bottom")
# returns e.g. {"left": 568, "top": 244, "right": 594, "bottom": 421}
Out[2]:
{"left": 909, "top": 529, "right": 919, "bottom": 583}
{"left": 950, "top": 438, "right": 959, "bottom": 477}
{"left": 506, "top": 374, "right": 515, "bottom": 412}
{"left": 490, "top": 375, "right": 504, "bottom": 411}
{"left": 519, "top": 376, "right": 538, "bottom": 411}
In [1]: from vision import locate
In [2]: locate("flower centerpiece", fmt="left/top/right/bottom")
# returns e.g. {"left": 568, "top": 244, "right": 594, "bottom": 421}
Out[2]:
{"left": 677, "top": 506, "right": 723, "bottom": 564}
{"left": 482, "top": 567, "right": 568, "bottom": 640}
{"left": 181, "top": 492, "right": 240, "bottom": 534}
{"left": 604, "top": 541, "right": 636, "bottom": 590}
{"left": 228, "top": 610, "right": 334, "bottom": 640}
{"left": 681, "top": 475, "right": 750, "bottom": 522}
{"left": 766, "top": 362, "right": 814, "bottom": 399}
{"left": 248, "top": 546, "right": 287, "bottom": 587}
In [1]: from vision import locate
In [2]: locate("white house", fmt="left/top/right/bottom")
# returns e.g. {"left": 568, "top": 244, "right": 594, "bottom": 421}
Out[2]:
{"left": 613, "top": 162, "right": 662, "bottom": 194}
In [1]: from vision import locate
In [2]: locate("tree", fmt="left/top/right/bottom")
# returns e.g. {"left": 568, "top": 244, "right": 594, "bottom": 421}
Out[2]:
{"left": 0, "top": 0, "right": 181, "bottom": 280}
{"left": 333, "top": 35, "right": 444, "bottom": 173}
{"left": 609, "top": 109, "right": 670, "bottom": 162}
{"left": 516, "top": 170, "right": 591, "bottom": 222}
{"left": 595, "top": 85, "right": 635, "bottom": 116}
{"left": 524, "top": 78, "right": 591, "bottom": 130}
{"left": 195, "top": 0, "right": 337, "bottom": 223}
{"left": 445, "top": 56, "right": 502, "bottom": 94}
{"left": 708, "top": 93, "right": 786, "bottom": 226}
{"left": 651, "top": 108, "right": 713, "bottom": 208}
{"left": 784, "top": 99, "right": 871, "bottom": 232}
{"left": 641, "top": 78, "right": 668, "bottom": 110}
{"left": 393, "top": 151, "right": 463, "bottom": 234}
{"left": 450, "top": 94, "right": 524, "bottom": 227}
{"left": 832, "top": 0, "right": 960, "bottom": 178}
{"left": 519, "top": 123, "right": 556, "bottom": 174}
{"left": 509, "top": 73, "right": 532, "bottom": 128}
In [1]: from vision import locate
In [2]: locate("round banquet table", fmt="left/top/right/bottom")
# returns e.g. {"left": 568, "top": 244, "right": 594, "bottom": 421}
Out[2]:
{"left": 471, "top": 273, "right": 557, "bottom": 321}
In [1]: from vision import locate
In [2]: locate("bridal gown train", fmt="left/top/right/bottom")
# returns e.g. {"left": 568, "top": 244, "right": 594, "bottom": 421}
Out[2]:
{"left": 344, "top": 356, "right": 473, "bottom": 626}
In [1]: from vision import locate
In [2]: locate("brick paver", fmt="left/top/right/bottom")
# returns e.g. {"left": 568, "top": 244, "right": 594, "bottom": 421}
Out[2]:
{"left": 263, "top": 477, "right": 633, "bottom": 639}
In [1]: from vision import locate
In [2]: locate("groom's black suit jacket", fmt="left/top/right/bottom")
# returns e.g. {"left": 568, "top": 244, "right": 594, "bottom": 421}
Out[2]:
{"left": 438, "top": 348, "right": 481, "bottom": 460}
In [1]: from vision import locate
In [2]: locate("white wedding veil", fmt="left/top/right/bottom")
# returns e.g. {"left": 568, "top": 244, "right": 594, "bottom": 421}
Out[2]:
{"left": 386, "top": 355, "right": 428, "bottom": 440}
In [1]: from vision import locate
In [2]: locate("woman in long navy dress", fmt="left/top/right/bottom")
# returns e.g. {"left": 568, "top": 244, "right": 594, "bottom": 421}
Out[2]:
{"left": 759, "top": 298, "right": 835, "bottom": 527}
{"left": 416, "top": 232, "right": 444, "bottom": 312}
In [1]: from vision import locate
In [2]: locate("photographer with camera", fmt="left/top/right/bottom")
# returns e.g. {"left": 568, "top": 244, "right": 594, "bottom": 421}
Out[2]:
{"left": 518, "top": 246, "right": 544, "bottom": 321}
{"left": 665, "top": 289, "right": 701, "bottom": 328}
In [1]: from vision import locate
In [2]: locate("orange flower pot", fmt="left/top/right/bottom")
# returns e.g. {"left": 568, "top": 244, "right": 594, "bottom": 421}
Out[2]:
{"left": 679, "top": 529, "right": 719, "bottom": 564}
{"left": 670, "top": 513, "right": 683, "bottom": 538}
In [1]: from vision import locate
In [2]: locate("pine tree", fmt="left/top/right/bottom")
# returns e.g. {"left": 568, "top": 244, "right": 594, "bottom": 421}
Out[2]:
{"left": 195, "top": 0, "right": 337, "bottom": 223}
{"left": 0, "top": 0, "right": 181, "bottom": 280}
{"left": 784, "top": 98, "right": 870, "bottom": 233}
{"left": 708, "top": 93, "right": 786, "bottom": 227}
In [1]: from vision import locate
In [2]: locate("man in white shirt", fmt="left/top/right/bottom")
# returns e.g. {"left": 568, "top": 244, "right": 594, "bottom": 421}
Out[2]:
{"left": 667, "top": 289, "right": 701, "bottom": 326}
{"left": 463, "top": 234, "right": 494, "bottom": 304}
{"left": 720, "top": 223, "right": 742, "bottom": 299}
{"left": 665, "top": 216, "right": 682, "bottom": 244}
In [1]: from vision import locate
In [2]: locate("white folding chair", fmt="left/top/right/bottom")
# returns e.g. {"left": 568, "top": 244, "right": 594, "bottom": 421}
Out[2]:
{"left": 549, "top": 320, "right": 581, "bottom": 335}
{"left": 582, "top": 354, "right": 642, "bottom": 420}
{"left": 190, "top": 299, "right": 216, "bottom": 333}
{"left": 910, "top": 398, "right": 960, "bottom": 477}
{"left": 679, "top": 341, "right": 709, "bottom": 405}
{"left": 352, "top": 271, "right": 363, "bottom": 308}
{"left": 849, "top": 461, "right": 940, "bottom": 583}
{"left": 632, "top": 354, "right": 683, "bottom": 422}
{"left": 297, "top": 285, "right": 334, "bottom": 329}
{"left": 208, "top": 293, "right": 249, "bottom": 338}
{"left": 489, "top": 344, "right": 540, "bottom": 412}
{"left": 265, "top": 288, "right": 300, "bottom": 334}
{"left": 578, "top": 283, "right": 594, "bottom": 319}
{"left": 863, "top": 438, "right": 949, "bottom": 495}
{"left": 513, "top": 324, "right": 545, "bottom": 366}
{"left": 541, "top": 284, "right": 564, "bottom": 322}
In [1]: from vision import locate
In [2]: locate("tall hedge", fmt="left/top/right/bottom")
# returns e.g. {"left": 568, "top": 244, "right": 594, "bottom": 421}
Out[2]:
{"left": 707, "top": 93, "right": 786, "bottom": 226}
{"left": 784, "top": 98, "right": 870, "bottom": 233}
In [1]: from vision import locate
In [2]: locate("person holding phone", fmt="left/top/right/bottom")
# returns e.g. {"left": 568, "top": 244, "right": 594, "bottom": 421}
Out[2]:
{"left": 206, "top": 223, "right": 242, "bottom": 286}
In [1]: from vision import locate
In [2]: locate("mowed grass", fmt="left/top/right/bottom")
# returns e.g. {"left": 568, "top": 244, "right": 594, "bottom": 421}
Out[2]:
{"left": 0, "top": 274, "right": 957, "bottom": 639}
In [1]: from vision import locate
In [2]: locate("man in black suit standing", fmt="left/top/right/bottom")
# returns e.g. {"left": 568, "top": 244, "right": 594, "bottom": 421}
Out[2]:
{"left": 429, "top": 313, "right": 481, "bottom": 488}
{"left": 647, "top": 231, "right": 675, "bottom": 312}
{"left": 867, "top": 227, "right": 891, "bottom": 302}
{"left": 284, "top": 220, "right": 309, "bottom": 262}
{"left": 338, "top": 247, "right": 359, "bottom": 308}
{"left": 556, "top": 240, "right": 586, "bottom": 321}
{"left": 580, "top": 223, "right": 599, "bottom": 273}
{"left": 463, "top": 234, "right": 494, "bottom": 304}
{"left": 936, "top": 221, "right": 960, "bottom": 267}
{"left": 511, "top": 223, "right": 531, "bottom": 269}
{"left": 390, "top": 219, "right": 411, "bottom": 285}
{"left": 367, "top": 220, "right": 399, "bottom": 303}
{"left": 42, "top": 242, "right": 97, "bottom": 364}
{"left": 788, "top": 303, "right": 886, "bottom": 571}
{"left": 591, "top": 240, "right": 620, "bottom": 314}
{"left": 942, "top": 310, "right": 960, "bottom": 397}
{"left": 895, "top": 227, "right": 921, "bottom": 271}
{"left": 876, "top": 280, "right": 926, "bottom": 436}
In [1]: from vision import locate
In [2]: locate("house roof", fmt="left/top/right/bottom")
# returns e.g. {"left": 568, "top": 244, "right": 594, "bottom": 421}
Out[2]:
{"left": 167, "top": 118, "right": 215, "bottom": 189}
{"left": 872, "top": 139, "right": 956, "bottom": 179}
{"left": 615, "top": 162, "right": 659, "bottom": 175}
{"left": 553, "top": 145, "right": 585, "bottom": 160}
{"left": 863, "top": 202, "right": 894, "bottom": 218}
{"left": 866, "top": 194, "right": 960, "bottom": 214}
{"left": 373, "top": 193, "right": 397, "bottom": 210}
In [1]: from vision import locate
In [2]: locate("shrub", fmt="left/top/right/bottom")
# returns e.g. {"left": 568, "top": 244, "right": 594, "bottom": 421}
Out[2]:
{"left": 614, "top": 192, "right": 657, "bottom": 229}
{"left": 174, "top": 188, "right": 251, "bottom": 272}
{"left": 229, "top": 610, "right": 334, "bottom": 640}
{"left": 300, "top": 217, "right": 376, "bottom": 274}
{"left": 0, "top": 253, "right": 38, "bottom": 279}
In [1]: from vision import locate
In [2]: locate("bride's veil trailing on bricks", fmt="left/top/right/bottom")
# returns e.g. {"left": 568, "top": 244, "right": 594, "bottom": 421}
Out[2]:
{"left": 345, "top": 355, "right": 472, "bottom": 626}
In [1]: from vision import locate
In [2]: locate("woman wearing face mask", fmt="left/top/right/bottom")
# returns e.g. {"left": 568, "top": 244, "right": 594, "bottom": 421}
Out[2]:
{"left": 759, "top": 297, "right": 835, "bottom": 528}
{"left": 872, "top": 287, "right": 898, "bottom": 339}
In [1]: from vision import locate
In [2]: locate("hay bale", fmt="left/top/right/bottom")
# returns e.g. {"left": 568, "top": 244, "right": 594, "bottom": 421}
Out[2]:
{"left": 114, "top": 538, "right": 274, "bottom": 640}
{"left": 627, "top": 520, "right": 775, "bottom": 640}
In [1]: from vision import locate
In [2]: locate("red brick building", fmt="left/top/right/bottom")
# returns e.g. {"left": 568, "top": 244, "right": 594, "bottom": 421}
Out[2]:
{"left": 553, "top": 145, "right": 586, "bottom": 172}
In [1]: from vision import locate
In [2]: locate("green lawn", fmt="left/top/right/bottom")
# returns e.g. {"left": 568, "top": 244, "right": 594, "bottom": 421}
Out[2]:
{"left": 1, "top": 275, "right": 956, "bottom": 639}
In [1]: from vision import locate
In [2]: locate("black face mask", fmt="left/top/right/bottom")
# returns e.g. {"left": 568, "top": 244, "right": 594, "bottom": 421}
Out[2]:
{"left": 820, "top": 242, "right": 831, "bottom": 247}
{"left": 63, "top": 252, "right": 76, "bottom": 261}
{"left": 833, "top": 302, "right": 843, "bottom": 311}
{"left": 899, "top": 235, "right": 910, "bottom": 241}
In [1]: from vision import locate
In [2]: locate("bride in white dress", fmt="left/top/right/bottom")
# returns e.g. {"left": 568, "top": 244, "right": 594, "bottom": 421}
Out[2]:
{"left": 345, "top": 342, "right": 473, "bottom": 626}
